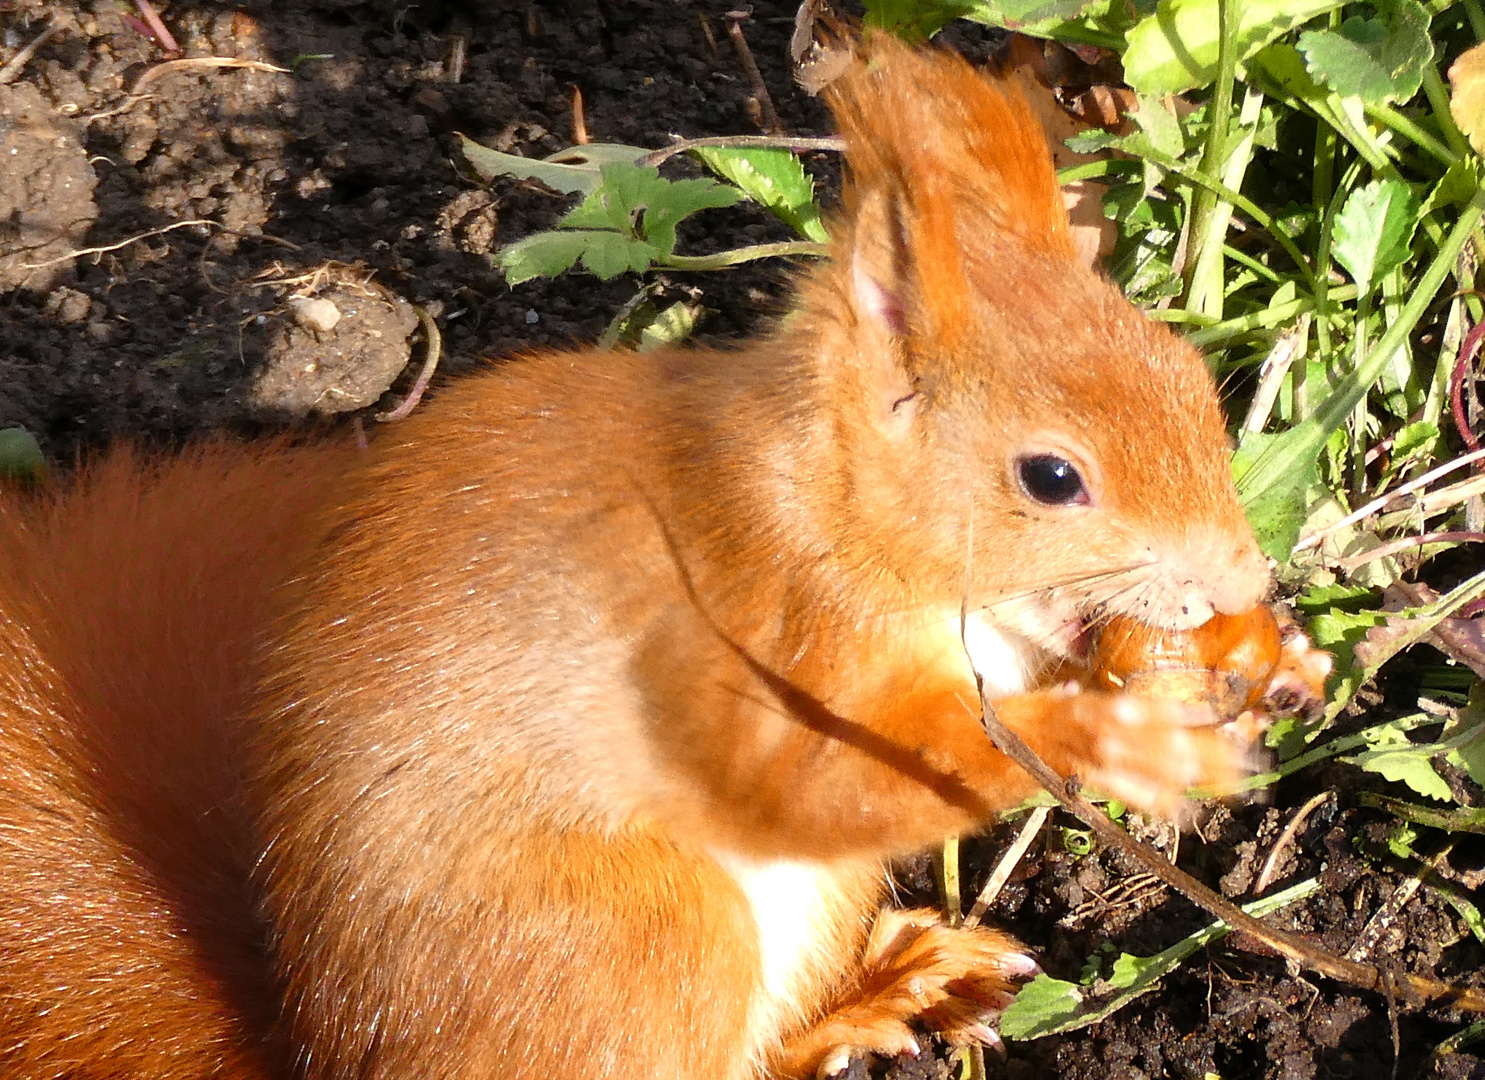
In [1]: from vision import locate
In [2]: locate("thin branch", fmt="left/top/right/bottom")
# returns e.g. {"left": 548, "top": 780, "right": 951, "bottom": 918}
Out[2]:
{"left": 1294, "top": 447, "right": 1485, "bottom": 552}
{"left": 133, "top": 57, "right": 288, "bottom": 94}
{"left": 18, "top": 219, "right": 217, "bottom": 270}
{"left": 641, "top": 134, "right": 845, "bottom": 168}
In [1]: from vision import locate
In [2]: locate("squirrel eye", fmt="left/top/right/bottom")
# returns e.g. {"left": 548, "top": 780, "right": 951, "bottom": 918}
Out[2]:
{"left": 1017, "top": 454, "right": 1089, "bottom": 507}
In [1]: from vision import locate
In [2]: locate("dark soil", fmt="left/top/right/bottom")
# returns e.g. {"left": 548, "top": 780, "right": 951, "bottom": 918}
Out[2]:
{"left": 2, "top": 2, "right": 1483, "bottom": 1078}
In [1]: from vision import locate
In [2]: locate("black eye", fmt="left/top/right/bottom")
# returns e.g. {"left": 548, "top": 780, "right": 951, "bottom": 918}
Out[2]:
{"left": 1017, "top": 454, "right": 1089, "bottom": 506}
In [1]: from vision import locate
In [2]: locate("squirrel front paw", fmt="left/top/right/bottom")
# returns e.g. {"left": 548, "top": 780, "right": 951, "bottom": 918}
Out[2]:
{"left": 774, "top": 907, "right": 1037, "bottom": 1078}
{"left": 997, "top": 687, "right": 1249, "bottom": 820}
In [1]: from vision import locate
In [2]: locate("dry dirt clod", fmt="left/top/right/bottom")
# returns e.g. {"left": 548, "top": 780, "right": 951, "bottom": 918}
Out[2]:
{"left": 249, "top": 288, "right": 418, "bottom": 421}
{"left": 0, "top": 82, "right": 98, "bottom": 292}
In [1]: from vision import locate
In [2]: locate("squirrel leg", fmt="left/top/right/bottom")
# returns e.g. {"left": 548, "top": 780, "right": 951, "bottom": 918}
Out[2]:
{"left": 771, "top": 907, "right": 1038, "bottom": 1079}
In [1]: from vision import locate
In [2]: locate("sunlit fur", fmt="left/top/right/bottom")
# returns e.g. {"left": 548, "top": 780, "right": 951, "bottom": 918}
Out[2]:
{"left": 0, "top": 38, "right": 1269, "bottom": 1080}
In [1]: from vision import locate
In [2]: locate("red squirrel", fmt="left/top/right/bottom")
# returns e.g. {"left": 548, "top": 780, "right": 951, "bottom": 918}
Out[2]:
{"left": 0, "top": 38, "right": 1273, "bottom": 1080}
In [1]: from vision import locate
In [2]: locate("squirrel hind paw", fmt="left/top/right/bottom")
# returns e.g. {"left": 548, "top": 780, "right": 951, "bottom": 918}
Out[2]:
{"left": 776, "top": 909, "right": 1033, "bottom": 1078}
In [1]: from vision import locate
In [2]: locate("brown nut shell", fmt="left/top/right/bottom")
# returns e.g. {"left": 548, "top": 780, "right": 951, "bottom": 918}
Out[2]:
{"left": 1090, "top": 606, "right": 1283, "bottom": 721}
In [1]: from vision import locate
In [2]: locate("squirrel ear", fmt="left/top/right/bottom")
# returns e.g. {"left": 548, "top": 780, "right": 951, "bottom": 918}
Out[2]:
{"left": 848, "top": 189, "right": 908, "bottom": 338}
{"left": 845, "top": 188, "right": 925, "bottom": 439}
{"left": 828, "top": 37, "right": 1079, "bottom": 353}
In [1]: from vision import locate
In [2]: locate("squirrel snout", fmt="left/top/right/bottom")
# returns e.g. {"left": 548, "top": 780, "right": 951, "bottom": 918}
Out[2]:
{"left": 1144, "top": 531, "right": 1271, "bottom": 630}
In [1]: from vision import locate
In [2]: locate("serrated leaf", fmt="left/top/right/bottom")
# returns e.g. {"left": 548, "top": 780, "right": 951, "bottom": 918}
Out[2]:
{"left": 456, "top": 136, "right": 646, "bottom": 194}
{"left": 576, "top": 230, "right": 660, "bottom": 279}
{"left": 638, "top": 176, "right": 743, "bottom": 257}
{"left": 496, "top": 229, "right": 658, "bottom": 284}
{"left": 497, "top": 230, "right": 592, "bottom": 284}
{"left": 998, "top": 975, "right": 1086, "bottom": 1040}
{"left": 1122, "top": 0, "right": 1345, "bottom": 96}
{"left": 562, "top": 163, "right": 667, "bottom": 233}
{"left": 1246, "top": 42, "right": 1330, "bottom": 105}
{"left": 562, "top": 164, "right": 742, "bottom": 257}
{"left": 1450, "top": 43, "right": 1485, "bottom": 156}
{"left": 1331, "top": 179, "right": 1421, "bottom": 298}
{"left": 1353, "top": 752, "right": 1452, "bottom": 800}
{"left": 0, "top": 427, "right": 45, "bottom": 485}
{"left": 692, "top": 147, "right": 830, "bottom": 243}
{"left": 1128, "top": 95, "right": 1186, "bottom": 158}
{"left": 1296, "top": 0, "right": 1432, "bottom": 106}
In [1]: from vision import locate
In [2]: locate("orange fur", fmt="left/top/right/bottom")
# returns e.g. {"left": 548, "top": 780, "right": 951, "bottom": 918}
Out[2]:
{"left": 0, "top": 38, "right": 1270, "bottom": 1080}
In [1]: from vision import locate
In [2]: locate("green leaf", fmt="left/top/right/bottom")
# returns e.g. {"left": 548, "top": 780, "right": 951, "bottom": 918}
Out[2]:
{"left": 863, "top": 0, "right": 981, "bottom": 40}
{"left": 1296, "top": 0, "right": 1433, "bottom": 106}
{"left": 562, "top": 163, "right": 742, "bottom": 258}
{"left": 1122, "top": 0, "right": 1346, "bottom": 96}
{"left": 1424, "top": 157, "right": 1482, "bottom": 214}
{"left": 691, "top": 147, "right": 830, "bottom": 243}
{"left": 1233, "top": 429, "right": 1318, "bottom": 560}
{"left": 1331, "top": 179, "right": 1421, "bottom": 298}
{"left": 1308, "top": 606, "right": 1385, "bottom": 702}
{"left": 0, "top": 427, "right": 45, "bottom": 485}
{"left": 1346, "top": 720, "right": 1453, "bottom": 801}
{"left": 638, "top": 177, "right": 744, "bottom": 257}
{"left": 576, "top": 231, "right": 660, "bottom": 279}
{"left": 640, "top": 301, "right": 702, "bottom": 351}
{"left": 1448, "top": 726, "right": 1485, "bottom": 789}
{"left": 496, "top": 230, "right": 656, "bottom": 284}
{"left": 998, "top": 975, "right": 1087, "bottom": 1039}
{"left": 868, "top": 0, "right": 1145, "bottom": 48}
{"left": 456, "top": 137, "right": 647, "bottom": 195}
{"left": 1246, "top": 42, "right": 1330, "bottom": 105}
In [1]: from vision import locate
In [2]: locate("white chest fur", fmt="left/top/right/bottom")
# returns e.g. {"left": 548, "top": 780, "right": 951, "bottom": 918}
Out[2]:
{"left": 710, "top": 852, "right": 847, "bottom": 1065}
{"left": 957, "top": 610, "right": 1040, "bottom": 699}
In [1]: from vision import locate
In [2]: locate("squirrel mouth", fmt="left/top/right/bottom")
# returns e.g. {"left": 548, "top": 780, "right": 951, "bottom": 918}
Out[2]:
{"left": 1067, "top": 617, "right": 1095, "bottom": 661}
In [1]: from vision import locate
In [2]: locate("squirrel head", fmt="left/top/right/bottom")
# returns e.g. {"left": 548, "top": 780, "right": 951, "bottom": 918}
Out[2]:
{"left": 790, "top": 37, "right": 1267, "bottom": 657}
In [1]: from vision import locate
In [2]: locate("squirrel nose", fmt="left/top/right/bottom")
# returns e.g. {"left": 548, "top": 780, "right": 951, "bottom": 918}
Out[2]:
{"left": 1149, "top": 530, "right": 1271, "bottom": 629}
{"left": 1206, "top": 538, "right": 1270, "bottom": 616}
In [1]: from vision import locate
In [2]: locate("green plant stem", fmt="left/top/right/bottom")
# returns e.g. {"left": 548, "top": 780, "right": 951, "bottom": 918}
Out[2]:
{"left": 1173, "top": 284, "right": 1360, "bottom": 348}
{"left": 1366, "top": 101, "right": 1458, "bottom": 168}
{"left": 1236, "top": 185, "right": 1485, "bottom": 504}
{"left": 1181, "top": 0, "right": 1239, "bottom": 315}
{"left": 1350, "top": 291, "right": 1373, "bottom": 495}
{"left": 1422, "top": 62, "right": 1473, "bottom": 160}
{"left": 1145, "top": 147, "right": 1315, "bottom": 286}
{"left": 1312, "top": 159, "right": 1365, "bottom": 365}
{"left": 1057, "top": 158, "right": 1141, "bottom": 184}
{"left": 1190, "top": 88, "right": 1267, "bottom": 319}
{"left": 1467, "top": 0, "right": 1485, "bottom": 37}
{"left": 1224, "top": 241, "right": 1284, "bottom": 284}
{"left": 665, "top": 241, "right": 828, "bottom": 270}
{"left": 1234, "top": 713, "right": 1435, "bottom": 792}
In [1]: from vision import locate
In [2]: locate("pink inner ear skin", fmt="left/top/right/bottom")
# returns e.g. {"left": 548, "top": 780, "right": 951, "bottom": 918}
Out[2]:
{"left": 852, "top": 253, "right": 906, "bottom": 337}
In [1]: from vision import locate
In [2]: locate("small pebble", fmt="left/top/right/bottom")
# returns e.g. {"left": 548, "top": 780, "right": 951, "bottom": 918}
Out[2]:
{"left": 289, "top": 296, "right": 342, "bottom": 335}
{"left": 525, "top": 309, "right": 539, "bottom": 324}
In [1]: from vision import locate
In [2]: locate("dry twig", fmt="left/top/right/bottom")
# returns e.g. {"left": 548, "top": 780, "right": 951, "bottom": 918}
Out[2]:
{"left": 133, "top": 57, "right": 288, "bottom": 94}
